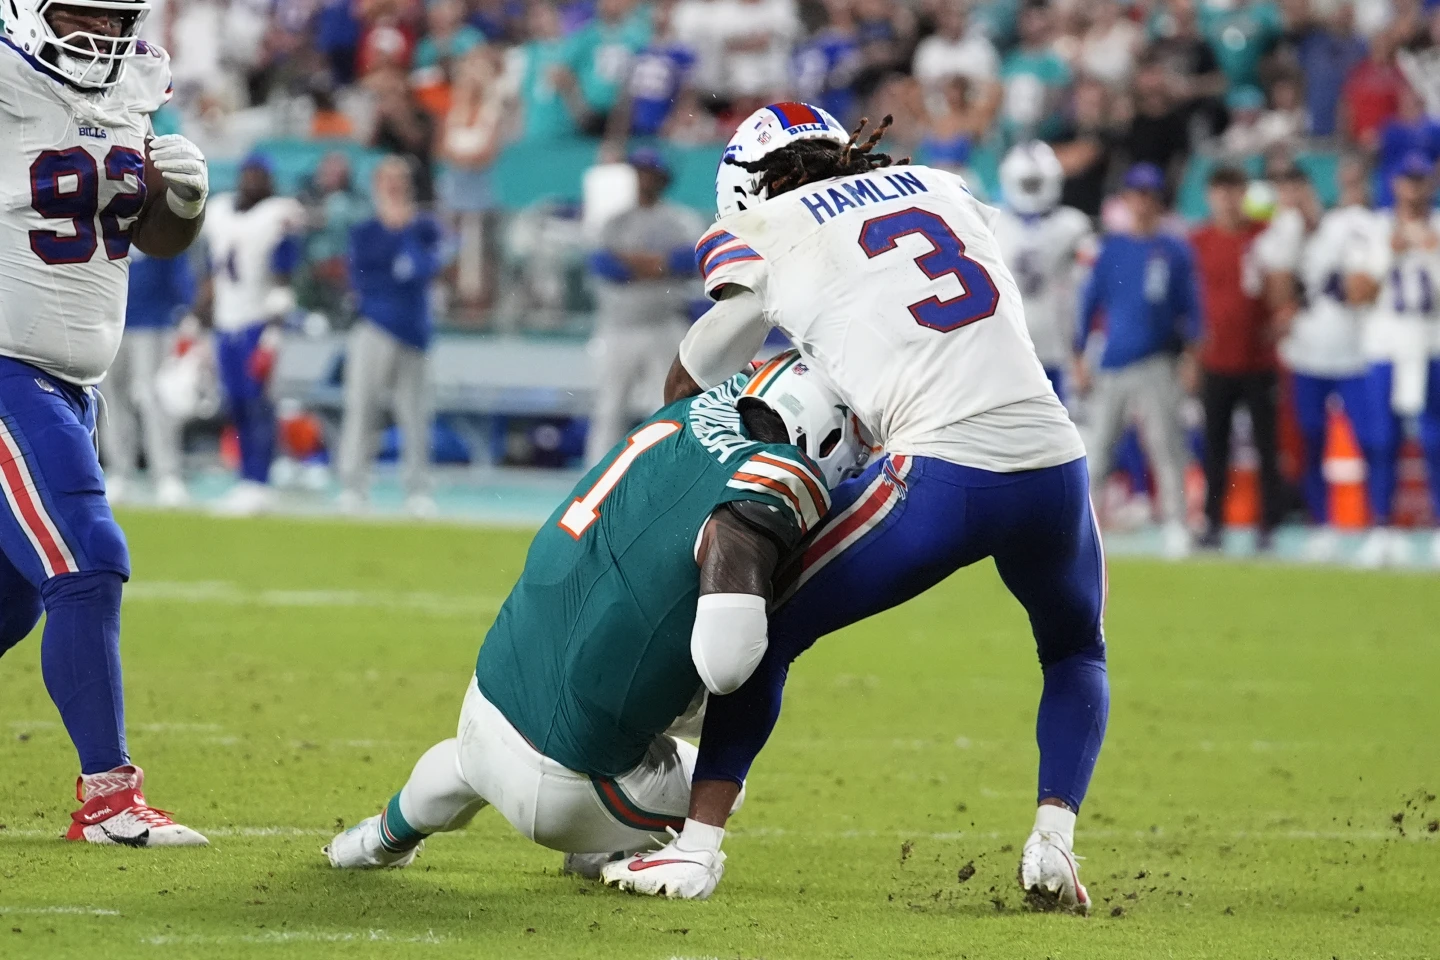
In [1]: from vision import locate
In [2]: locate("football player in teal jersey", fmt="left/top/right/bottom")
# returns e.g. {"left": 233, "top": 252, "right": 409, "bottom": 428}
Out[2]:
{"left": 325, "top": 352, "right": 865, "bottom": 895}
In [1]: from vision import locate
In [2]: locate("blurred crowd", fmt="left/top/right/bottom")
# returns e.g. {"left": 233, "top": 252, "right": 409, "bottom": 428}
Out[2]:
{"left": 138, "top": 0, "right": 1440, "bottom": 326}
{"left": 103, "top": 0, "right": 1440, "bottom": 560}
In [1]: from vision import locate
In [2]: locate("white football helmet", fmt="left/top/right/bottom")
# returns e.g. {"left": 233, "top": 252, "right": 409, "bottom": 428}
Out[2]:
{"left": 738, "top": 350, "right": 868, "bottom": 487}
{"left": 1000, "top": 141, "right": 1065, "bottom": 216}
{"left": 4, "top": 0, "right": 151, "bottom": 89}
{"left": 715, "top": 102, "right": 850, "bottom": 219}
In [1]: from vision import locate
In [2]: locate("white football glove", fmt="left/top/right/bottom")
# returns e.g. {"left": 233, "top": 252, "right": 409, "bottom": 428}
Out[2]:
{"left": 600, "top": 819, "right": 726, "bottom": 900}
{"left": 148, "top": 134, "right": 208, "bottom": 219}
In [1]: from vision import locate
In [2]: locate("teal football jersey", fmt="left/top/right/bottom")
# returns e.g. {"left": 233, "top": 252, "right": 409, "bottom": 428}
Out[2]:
{"left": 475, "top": 376, "right": 829, "bottom": 777}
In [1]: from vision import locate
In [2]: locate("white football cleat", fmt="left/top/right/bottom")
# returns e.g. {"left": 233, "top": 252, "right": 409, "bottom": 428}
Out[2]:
{"left": 154, "top": 476, "right": 190, "bottom": 508}
{"left": 211, "top": 480, "right": 274, "bottom": 517}
{"left": 1160, "top": 521, "right": 1191, "bottom": 561}
{"left": 1019, "top": 806, "right": 1090, "bottom": 915}
{"left": 1301, "top": 527, "right": 1339, "bottom": 564}
{"left": 601, "top": 820, "right": 726, "bottom": 900}
{"left": 1430, "top": 531, "right": 1440, "bottom": 568}
{"left": 405, "top": 494, "right": 439, "bottom": 519}
{"left": 66, "top": 765, "right": 207, "bottom": 847}
{"left": 104, "top": 476, "right": 129, "bottom": 506}
{"left": 335, "top": 489, "right": 367, "bottom": 516}
{"left": 1355, "top": 527, "right": 1407, "bottom": 569}
{"left": 324, "top": 814, "right": 421, "bottom": 869}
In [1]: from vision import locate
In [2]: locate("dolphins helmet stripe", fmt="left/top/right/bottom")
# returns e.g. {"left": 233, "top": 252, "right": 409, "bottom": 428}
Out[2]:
{"left": 742, "top": 353, "right": 801, "bottom": 399}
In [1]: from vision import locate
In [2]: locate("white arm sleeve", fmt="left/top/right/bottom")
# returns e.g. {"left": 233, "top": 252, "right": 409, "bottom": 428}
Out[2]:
{"left": 677, "top": 288, "right": 771, "bottom": 390}
{"left": 690, "top": 593, "right": 769, "bottom": 696}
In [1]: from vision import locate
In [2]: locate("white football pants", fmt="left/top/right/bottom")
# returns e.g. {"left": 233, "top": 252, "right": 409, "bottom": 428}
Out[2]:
{"left": 395, "top": 678, "right": 729, "bottom": 855}
{"left": 584, "top": 320, "right": 688, "bottom": 468}
{"left": 336, "top": 320, "right": 432, "bottom": 499}
{"left": 1084, "top": 353, "right": 1190, "bottom": 526}
{"left": 99, "top": 328, "right": 183, "bottom": 484}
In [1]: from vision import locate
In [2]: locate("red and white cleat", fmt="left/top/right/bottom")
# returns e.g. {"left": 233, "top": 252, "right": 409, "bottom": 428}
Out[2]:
{"left": 66, "top": 765, "right": 208, "bottom": 847}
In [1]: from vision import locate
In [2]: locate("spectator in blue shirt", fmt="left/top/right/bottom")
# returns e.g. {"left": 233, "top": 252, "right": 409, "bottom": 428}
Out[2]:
{"left": 336, "top": 157, "right": 448, "bottom": 517}
{"left": 99, "top": 251, "right": 197, "bottom": 508}
{"left": 1291, "top": 2, "right": 1367, "bottom": 138}
{"left": 604, "top": 1, "right": 696, "bottom": 141}
{"left": 1374, "top": 85, "right": 1440, "bottom": 208}
{"left": 1076, "top": 163, "right": 1203, "bottom": 559}
{"left": 792, "top": 3, "right": 861, "bottom": 126}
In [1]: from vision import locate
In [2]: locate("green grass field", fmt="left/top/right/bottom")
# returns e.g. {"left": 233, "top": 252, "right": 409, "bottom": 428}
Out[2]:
{"left": 0, "top": 511, "right": 1437, "bottom": 959}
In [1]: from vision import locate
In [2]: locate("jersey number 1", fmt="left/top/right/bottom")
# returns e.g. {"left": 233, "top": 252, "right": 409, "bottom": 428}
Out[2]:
{"left": 558, "top": 420, "right": 681, "bottom": 538}
{"left": 29, "top": 146, "right": 147, "bottom": 265}
{"left": 858, "top": 207, "right": 1000, "bottom": 332}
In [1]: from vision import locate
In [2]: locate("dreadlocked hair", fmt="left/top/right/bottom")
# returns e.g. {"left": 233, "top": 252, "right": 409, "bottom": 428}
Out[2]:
{"left": 725, "top": 115, "right": 908, "bottom": 199}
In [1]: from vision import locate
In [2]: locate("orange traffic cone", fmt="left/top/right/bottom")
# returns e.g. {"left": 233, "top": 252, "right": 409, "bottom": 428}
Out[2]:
{"left": 1323, "top": 408, "right": 1367, "bottom": 529}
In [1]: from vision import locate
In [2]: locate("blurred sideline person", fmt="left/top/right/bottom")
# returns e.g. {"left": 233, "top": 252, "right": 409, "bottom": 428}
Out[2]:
{"left": 326, "top": 358, "right": 858, "bottom": 890}
{"left": 991, "top": 141, "right": 1095, "bottom": 406}
{"left": 336, "top": 157, "right": 446, "bottom": 517}
{"left": 584, "top": 149, "right": 705, "bottom": 466}
{"left": 1346, "top": 152, "right": 1440, "bottom": 568}
{"left": 201, "top": 154, "right": 304, "bottom": 516}
{"left": 1190, "top": 166, "right": 1282, "bottom": 552}
{"left": 100, "top": 250, "right": 196, "bottom": 508}
{"left": 1255, "top": 158, "right": 1372, "bottom": 562}
{"left": 1076, "top": 163, "right": 1202, "bottom": 559}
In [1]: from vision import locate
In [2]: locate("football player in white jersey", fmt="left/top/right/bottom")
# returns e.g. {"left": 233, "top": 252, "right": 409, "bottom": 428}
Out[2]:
{"left": 0, "top": 0, "right": 209, "bottom": 844}
{"left": 1255, "top": 160, "right": 1372, "bottom": 562}
{"left": 200, "top": 154, "right": 304, "bottom": 516}
{"left": 1346, "top": 152, "right": 1440, "bottom": 568}
{"left": 600, "top": 104, "right": 1105, "bottom": 912}
{"left": 991, "top": 141, "right": 1095, "bottom": 404}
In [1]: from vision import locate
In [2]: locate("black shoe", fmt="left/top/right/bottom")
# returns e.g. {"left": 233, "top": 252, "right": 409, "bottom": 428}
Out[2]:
{"left": 1196, "top": 527, "right": 1223, "bottom": 551}
{"left": 1255, "top": 528, "right": 1276, "bottom": 553}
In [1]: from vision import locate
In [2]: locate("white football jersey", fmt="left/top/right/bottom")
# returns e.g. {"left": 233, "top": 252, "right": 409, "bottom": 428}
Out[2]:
{"left": 990, "top": 205, "right": 1095, "bottom": 368}
{"left": 696, "top": 165, "right": 1083, "bottom": 469}
{"left": 0, "top": 41, "right": 172, "bottom": 385}
{"left": 1351, "top": 209, "right": 1440, "bottom": 362}
{"left": 203, "top": 193, "right": 303, "bottom": 332}
{"left": 1254, "top": 205, "right": 1370, "bottom": 378}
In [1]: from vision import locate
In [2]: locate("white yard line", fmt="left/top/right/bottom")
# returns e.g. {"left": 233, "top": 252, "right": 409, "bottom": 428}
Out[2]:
{"left": 0, "top": 906, "right": 120, "bottom": 916}
{"left": 142, "top": 930, "right": 444, "bottom": 946}
{"left": 122, "top": 580, "right": 502, "bottom": 617}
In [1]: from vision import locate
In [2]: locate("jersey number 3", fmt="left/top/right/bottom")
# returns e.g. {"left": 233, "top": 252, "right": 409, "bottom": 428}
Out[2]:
{"left": 559, "top": 420, "right": 681, "bottom": 538}
{"left": 29, "top": 146, "right": 147, "bottom": 265}
{"left": 858, "top": 207, "right": 1000, "bottom": 332}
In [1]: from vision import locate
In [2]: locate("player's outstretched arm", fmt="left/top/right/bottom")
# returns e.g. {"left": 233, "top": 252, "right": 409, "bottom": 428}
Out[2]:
{"left": 133, "top": 135, "right": 209, "bottom": 258}
{"left": 664, "top": 286, "right": 770, "bottom": 403}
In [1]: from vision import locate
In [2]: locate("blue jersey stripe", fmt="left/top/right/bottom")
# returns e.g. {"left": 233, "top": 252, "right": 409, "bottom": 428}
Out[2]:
{"left": 702, "top": 245, "right": 762, "bottom": 279}
{"left": 694, "top": 230, "right": 737, "bottom": 269}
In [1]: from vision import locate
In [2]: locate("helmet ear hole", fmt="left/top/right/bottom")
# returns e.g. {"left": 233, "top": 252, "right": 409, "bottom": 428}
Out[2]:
{"left": 818, "top": 427, "right": 842, "bottom": 458}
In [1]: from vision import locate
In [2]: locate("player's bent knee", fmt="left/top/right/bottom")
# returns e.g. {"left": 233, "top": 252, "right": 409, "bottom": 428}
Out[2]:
{"left": 1039, "top": 635, "right": 1106, "bottom": 670}
{"left": 63, "top": 507, "right": 132, "bottom": 580}
{"left": 0, "top": 589, "right": 42, "bottom": 655}
{"left": 399, "top": 739, "right": 487, "bottom": 834}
